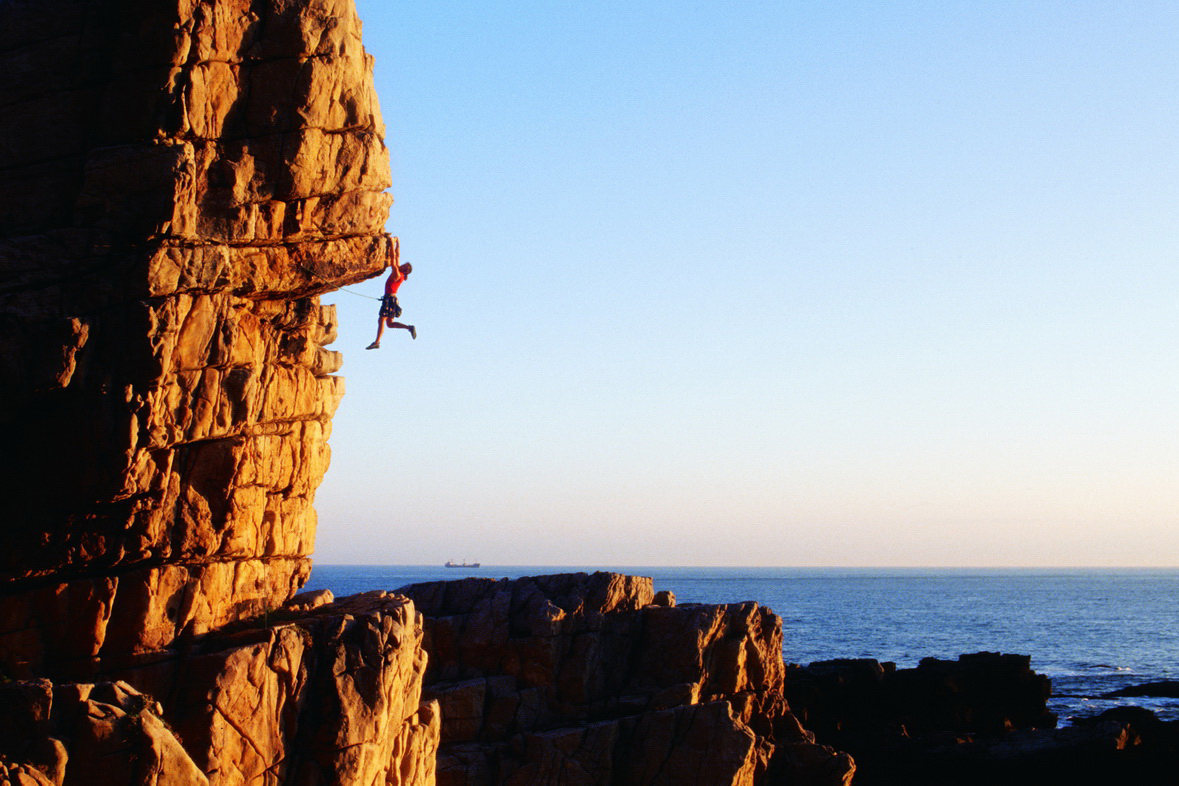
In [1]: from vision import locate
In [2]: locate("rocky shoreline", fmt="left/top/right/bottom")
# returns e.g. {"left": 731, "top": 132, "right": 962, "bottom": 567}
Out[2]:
{"left": 3, "top": 570, "right": 1178, "bottom": 784}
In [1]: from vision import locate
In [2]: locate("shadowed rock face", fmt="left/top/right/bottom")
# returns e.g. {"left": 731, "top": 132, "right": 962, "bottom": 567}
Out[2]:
{"left": 0, "top": 0, "right": 391, "bottom": 678}
{"left": 784, "top": 653, "right": 1056, "bottom": 744}
{"left": 0, "top": 678, "right": 209, "bottom": 785}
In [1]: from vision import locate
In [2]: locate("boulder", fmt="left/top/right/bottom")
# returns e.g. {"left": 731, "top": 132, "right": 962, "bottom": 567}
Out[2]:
{"left": 0, "top": 679, "right": 207, "bottom": 786}
{"left": 108, "top": 591, "right": 438, "bottom": 786}
{"left": 1102, "top": 680, "right": 1179, "bottom": 699}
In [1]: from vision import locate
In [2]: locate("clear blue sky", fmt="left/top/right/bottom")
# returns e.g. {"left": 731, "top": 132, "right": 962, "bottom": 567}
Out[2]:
{"left": 314, "top": 1, "right": 1179, "bottom": 566}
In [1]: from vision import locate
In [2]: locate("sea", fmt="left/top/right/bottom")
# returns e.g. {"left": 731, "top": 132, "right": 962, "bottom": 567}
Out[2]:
{"left": 302, "top": 565, "right": 1179, "bottom": 725}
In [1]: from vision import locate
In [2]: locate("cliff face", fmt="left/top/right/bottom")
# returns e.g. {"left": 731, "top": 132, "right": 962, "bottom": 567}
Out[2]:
{"left": 0, "top": 0, "right": 391, "bottom": 677}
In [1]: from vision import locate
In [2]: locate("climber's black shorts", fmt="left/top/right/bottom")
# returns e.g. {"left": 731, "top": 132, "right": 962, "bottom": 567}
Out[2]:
{"left": 379, "top": 295, "right": 402, "bottom": 319}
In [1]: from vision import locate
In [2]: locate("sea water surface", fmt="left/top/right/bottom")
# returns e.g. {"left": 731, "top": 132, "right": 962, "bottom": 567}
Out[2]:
{"left": 303, "top": 565, "right": 1179, "bottom": 724}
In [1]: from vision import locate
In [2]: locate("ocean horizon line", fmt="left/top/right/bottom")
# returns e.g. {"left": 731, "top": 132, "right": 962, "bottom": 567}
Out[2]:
{"left": 310, "top": 563, "right": 1179, "bottom": 572}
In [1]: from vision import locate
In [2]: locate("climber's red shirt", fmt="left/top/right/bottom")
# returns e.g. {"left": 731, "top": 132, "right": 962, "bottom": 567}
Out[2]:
{"left": 384, "top": 267, "right": 405, "bottom": 296}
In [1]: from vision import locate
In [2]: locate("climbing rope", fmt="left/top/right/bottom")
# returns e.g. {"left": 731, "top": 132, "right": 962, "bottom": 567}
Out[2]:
{"left": 291, "top": 258, "right": 384, "bottom": 301}
{"left": 337, "top": 287, "right": 381, "bottom": 301}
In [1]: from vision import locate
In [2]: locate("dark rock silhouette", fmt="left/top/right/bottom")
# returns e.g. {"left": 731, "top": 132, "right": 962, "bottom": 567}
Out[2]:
{"left": 1103, "top": 680, "right": 1179, "bottom": 699}
{"left": 783, "top": 653, "right": 1179, "bottom": 784}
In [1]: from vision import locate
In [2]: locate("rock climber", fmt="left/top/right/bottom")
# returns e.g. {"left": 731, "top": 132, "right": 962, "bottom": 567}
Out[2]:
{"left": 366, "top": 261, "right": 416, "bottom": 348}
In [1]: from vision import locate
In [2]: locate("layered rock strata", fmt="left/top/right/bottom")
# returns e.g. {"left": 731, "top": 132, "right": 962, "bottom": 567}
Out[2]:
{"left": 399, "top": 572, "right": 854, "bottom": 786}
{"left": 0, "top": 0, "right": 391, "bottom": 677}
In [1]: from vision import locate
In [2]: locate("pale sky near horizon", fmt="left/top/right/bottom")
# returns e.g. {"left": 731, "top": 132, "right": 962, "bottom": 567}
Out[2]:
{"left": 313, "top": 1, "right": 1179, "bottom": 567}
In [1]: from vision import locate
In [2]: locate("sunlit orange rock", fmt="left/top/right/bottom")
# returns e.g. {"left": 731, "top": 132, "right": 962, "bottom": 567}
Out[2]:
{"left": 122, "top": 591, "right": 438, "bottom": 786}
{"left": 0, "top": 0, "right": 390, "bottom": 677}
